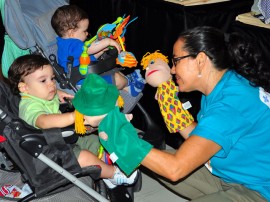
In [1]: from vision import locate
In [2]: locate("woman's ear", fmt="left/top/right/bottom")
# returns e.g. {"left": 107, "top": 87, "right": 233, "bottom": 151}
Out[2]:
{"left": 18, "top": 82, "right": 27, "bottom": 93}
{"left": 195, "top": 52, "right": 208, "bottom": 78}
{"left": 196, "top": 52, "right": 207, "bottom": 67}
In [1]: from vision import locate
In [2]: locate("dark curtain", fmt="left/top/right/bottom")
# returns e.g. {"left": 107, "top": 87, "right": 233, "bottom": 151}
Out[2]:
{"left": 232, "top": 21, "right": 270, "bottom": 67}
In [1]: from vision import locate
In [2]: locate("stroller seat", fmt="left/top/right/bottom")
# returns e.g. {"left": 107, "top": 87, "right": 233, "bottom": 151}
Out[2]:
{"left": 53, "top": 47, "right": 120, "bottom": 92}
{"left": 0, "top": 79, "right": 144, "bottom": 201}
{"left": 0, "top": 80, "right": 108, "bottom": 202}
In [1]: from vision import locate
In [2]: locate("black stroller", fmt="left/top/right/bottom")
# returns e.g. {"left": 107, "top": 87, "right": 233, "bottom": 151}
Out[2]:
{"left": 0, "top": 0, "right": 166, "bottom": 201}
{"left": 0, "top": 80, "right": 112, "bottom": 202}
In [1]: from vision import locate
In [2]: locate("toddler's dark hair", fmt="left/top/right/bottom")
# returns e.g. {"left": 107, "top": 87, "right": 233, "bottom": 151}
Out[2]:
{"left": 8, "top": 54, "right": 50, "bottom": 94}
{"left": 51, "top": 5, "right": 88, "bottom": 37}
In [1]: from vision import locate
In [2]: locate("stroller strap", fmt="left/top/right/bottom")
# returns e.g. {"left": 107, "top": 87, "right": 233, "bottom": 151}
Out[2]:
{"left": 42, "top": 128, "right": 66, "bottom": 147}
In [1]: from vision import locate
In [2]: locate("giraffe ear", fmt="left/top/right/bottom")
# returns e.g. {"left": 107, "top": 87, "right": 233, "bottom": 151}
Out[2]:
{"left": 18, "top": 82, "right": 27, "bottom": 93}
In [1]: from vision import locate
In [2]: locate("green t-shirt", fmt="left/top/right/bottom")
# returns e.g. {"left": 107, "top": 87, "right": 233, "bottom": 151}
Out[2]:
{"left": 0, "top": 0, "right": 5, "bottom": 20}
{"left": 0, "top": 0, "right": 30, "bottom": 78}
{"left": 19, "top": 93, "right": 60, "bottom": 128}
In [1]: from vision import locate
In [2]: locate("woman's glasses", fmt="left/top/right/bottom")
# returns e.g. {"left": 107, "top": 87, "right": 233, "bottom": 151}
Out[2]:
{"left": 172, "top": 54, "right": 196, "bottom": 66}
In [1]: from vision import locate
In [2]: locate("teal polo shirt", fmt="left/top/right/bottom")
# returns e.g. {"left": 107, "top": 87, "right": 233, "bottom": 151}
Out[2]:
{"left": 192, "top": 70, "right": 270, "bottom": 200}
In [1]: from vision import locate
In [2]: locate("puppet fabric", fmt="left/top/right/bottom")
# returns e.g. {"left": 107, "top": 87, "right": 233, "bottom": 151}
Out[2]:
{"left": 98, "top": 106, "right": 153, "bottom": 175}
{"left": 72, "top": 73, "right": 119, "bottom": 116}
{"left": 72, "top": 73, "right": 152, "bottom": 175}
{"left": 156, "top": 79, "right": 194, "bottom": 133}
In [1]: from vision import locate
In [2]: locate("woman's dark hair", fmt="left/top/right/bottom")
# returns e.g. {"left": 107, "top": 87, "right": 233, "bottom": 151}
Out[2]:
{"left": 51, "top": 5, "right": 88, "bottom": 37}
{"left": 178, "top": 26, "right": 270, "bottom": 92}
{"left": 8, "top": 54, "right": 50, "bottom": 94}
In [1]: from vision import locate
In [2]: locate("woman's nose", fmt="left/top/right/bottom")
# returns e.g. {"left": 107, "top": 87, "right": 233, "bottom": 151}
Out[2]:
{"left": 171, "top": 66, "right": 176, "bottom": 74}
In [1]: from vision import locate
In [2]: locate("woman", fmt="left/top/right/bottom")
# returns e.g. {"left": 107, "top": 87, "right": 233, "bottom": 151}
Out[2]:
{"left": 140, "top": 26, "right": 270, "bottom": 201}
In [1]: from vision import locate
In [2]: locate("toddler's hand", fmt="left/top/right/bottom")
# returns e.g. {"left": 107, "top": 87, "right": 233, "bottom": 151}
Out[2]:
{"left": 87, "top": 38, "right": 121, "bottom": 55}
{"left": 108, "top": 38, "right": 122, "bottom": 53}
{"left": 57, "top": 89, "right": 74, "bottom": 103}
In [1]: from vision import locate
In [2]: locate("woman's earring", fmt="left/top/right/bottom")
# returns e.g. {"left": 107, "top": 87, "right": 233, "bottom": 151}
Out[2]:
{"left": 198, "top": 72, "right": 202, "bottom": 78}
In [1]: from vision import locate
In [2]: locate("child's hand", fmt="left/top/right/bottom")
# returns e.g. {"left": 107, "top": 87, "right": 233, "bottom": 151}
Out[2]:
{"left": 87, "top": 38, "right": 121, "bottom": 55}
{"left": 57, "top": 89, "right": 74, "bottom": 103}
{"left": 107, "top": 38, "right": 122, "bottom": 53}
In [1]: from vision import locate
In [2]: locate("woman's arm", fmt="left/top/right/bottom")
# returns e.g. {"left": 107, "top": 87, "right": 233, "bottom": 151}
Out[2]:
{"left": 141, "top": 134, "right": 221, "bottom": 181}
{"left": 179, "top": 121, "right": 197, "bottom": 139}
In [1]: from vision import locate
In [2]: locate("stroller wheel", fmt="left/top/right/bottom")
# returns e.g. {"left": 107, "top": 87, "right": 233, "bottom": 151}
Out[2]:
{"left": 107, "top": 185, "right": 133, "bottom": 202}
{"left": 105, "top": 170, "right": 142, "bottom": 202}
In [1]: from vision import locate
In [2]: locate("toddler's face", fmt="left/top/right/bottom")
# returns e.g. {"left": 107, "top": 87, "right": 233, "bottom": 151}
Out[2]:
{"left": 20, "top": 65, "right": 57, "bottom": 101}
{"left": 71, "top": 19, "right": 89, "bottom": 42}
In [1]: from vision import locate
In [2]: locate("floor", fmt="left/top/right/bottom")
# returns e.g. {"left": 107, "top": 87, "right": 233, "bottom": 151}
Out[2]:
{"left": 134, "top": 169, "right": 187, "bottom": 202}
{"left": 134, "top": 144, "right": 187, "bottom": 202}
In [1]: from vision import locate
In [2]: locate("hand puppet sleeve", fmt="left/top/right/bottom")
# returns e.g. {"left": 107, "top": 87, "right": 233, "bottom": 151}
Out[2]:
{"left": 98, "top": 107, "right": 153, "bottom": 175}
{"left": 156, "top": 79, "right": 194, "bottom": 133}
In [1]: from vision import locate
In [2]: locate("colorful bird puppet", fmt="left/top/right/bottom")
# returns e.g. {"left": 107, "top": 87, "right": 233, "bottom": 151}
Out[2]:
{"left": 79, "top": 15, "right": 138, "bottom": 75}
